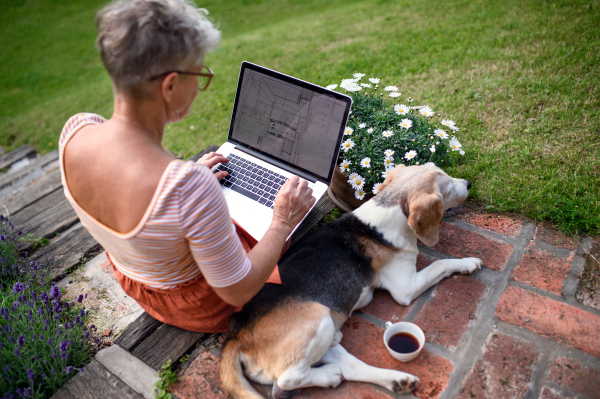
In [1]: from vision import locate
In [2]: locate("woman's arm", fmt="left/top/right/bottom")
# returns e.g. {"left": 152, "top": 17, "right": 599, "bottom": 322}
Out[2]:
{"left": 212, "top": 176, "right": 315, "bottom": 306}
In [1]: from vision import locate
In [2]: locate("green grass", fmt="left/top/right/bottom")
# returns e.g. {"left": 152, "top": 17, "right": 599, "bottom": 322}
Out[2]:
{"left": 1, "top": 0, "right": 599, "bottom": 234}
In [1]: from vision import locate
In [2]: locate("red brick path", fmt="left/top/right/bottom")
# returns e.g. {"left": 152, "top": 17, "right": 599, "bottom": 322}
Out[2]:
{"left": 172, "top": 212, "right": 600, "bottom": 399}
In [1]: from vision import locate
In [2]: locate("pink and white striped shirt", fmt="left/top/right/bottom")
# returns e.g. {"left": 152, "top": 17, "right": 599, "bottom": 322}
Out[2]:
{"left": 59, "top": 113, "right": 251, "bottom": 289}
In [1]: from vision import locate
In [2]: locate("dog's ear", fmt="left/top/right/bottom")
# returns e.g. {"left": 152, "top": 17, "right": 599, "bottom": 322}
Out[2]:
{"left": 377, "top": 164, "right": 406, "bottom": 193}
{"left": 407, "top": 192, "right": 443, "bottom": 246}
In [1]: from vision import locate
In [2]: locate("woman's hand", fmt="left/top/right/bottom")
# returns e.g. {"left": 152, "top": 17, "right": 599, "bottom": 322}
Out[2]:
{"left": 196, "top": 152, "right": 229, "bottom": 180}
{"left": 272, "top": 176, "right": 315, "bottom": 233}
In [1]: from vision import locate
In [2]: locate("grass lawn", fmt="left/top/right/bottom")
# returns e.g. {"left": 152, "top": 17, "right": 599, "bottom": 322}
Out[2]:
{"left": 1, "top": 0, "right": 599, "bottom": 235}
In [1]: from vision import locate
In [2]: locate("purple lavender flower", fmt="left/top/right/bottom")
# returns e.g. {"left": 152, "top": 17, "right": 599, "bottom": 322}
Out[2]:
{"left": 52, "top": 351, "right": 56, "bottom": 359}
{"left": 17, "top": 230, "right": 22, "bottom": 236}
{"left": 41, "top": 373, "right": 46, "bottom": 379}
{"left": 31, "top": 292, "right": 37, "bottom": 301}
{"left": 85, "top": 332, "right": 89, "bottom": 339}
{"left": 77, "top": 294, "right": 84, "bottom": 303}
{"left": 59, "top": 340, "right": 68, "bottom": 352}
{"left": 47, "top": 338, "right": 52, "bottom": 346}
{"left": 3, "top": 365, "right": 8, "bottom": 372}
{"left": 85, "top": 293, "right": 88, "bottom": 299}
{"left": 26, "top": 369, "right": 34, "bottom": 382}
{"left": 69, "top": 321, "right": 74, "bottom": 329}
{"left": 9, "top": 336, "right": 15, "bottom": 344}
{"left": 17, "top": 334, "right": 24, "bottom": 347}
{"left": 50, "top": 286, "right": 61, "bottom": 300}
{"left": 32, "top": 334, "right": 36, "bottom": 341}
{"left": 12, "top": 283, "right": 24, "bottom": 294}
{"left": 51, "top": 368, "right": 55, "bottom": 375}
{"left": 65, "top": 366, "right": 74, "bottom": 373}
{"left": 39, "top": 334, "right": 44, "bottom": 341}
{"left": 13, "top": 347, "right": 19, "bottom": 357}
{"left": 0, "top": 235, "right": 5, "bottom": 241}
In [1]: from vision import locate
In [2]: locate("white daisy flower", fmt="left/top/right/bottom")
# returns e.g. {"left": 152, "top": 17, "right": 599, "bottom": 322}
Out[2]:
{"left": 326, "top": 84, "right": 338, "bottom": 90}
{"left": 441, "top": 119, "right": 460, "bottom": 131}
{"left": 411, "top": 105, "right": 423, "bottom": 110}
{"left": 360, "top": 157, "right": 371, "bottom": 168}
{"left": 384, "top": 149, "right": 395, "bottom": 157}
{"left": 384, "top": 86, "right": 399, "bottom": 92}
{"left": 344, "top": 127, "right": 354, "bottom": 135}
{"left": 449, "top": 136, "right": 462, "bottom": 151}
{"left": 420, "top": 106, "right": 434, "bottom": 117}
{"left": 459, "top": 149, "right": 466, "bottom": 156}
{"left": 342, "top": 139, "right": 355, "bottom": 152}
{"left": 369, "top": 78, "right": 380, "bottom": 84}
{"left": 424, "top": 162, "right": 435, "bottom": 166}
{"left": 353, "top": 73, "right": 366, "bottom": 79}
{"left": 382, "top": 130, "right": 394, "bottom": 138}
{"left": 394, "top": 104, "right": 409, "bottom": 115}
{"left": 351, "top": 176, "right": 365, "bottom": 190}
{"left": 434, "top": 129, "right": 449, "bottom": 139}
{"left": 429, "top": 145, "right": 436, "bottom": 153}
{"left": 372, "top": 183, "right": 382, "bottom": 195}
{"left": 339, "top": 159, "right": 351, "bottom": 172}
{"left": 358, "top": 123, "right": 366, "bottom": 129}
{"left": 383, "top": 157, "right": 395, "bottom": 169}
{"left": 360, "top": 83, "right": 372, "bottom": 88}
{"left": 404, "top": 150, "right": 418, "bottom": 160}
{"left": 389, "top": 92, "right": 401, "bottom": 98}
{"left": 381, "top": 170, "right": 388, "bottom": 179}
{"left": 399, "top": 119, "right": 413, "bottom": 129}
{"left": 344, "top": 84, "right": 363, "bottom": 92}
{"left": 347, "top": 172, "right": 359, "bottom": 182}
{"left": 340, "top": 79, "right": 356, "bottom": 87}
{"left": 367, "top": 128, "right": 374, "bottom": 134}
{"left": 355, "top": 188, "right": 366, "bottom": 200}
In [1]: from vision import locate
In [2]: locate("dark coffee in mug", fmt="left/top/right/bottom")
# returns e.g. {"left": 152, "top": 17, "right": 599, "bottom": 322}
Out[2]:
{"left": 388, "top": 332, "right": 420, "bottom": 354}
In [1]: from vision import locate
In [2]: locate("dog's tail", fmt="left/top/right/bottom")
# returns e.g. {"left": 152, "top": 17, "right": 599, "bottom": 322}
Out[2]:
{"left": 220, "top": 337, "right": 263, "bottom": 399}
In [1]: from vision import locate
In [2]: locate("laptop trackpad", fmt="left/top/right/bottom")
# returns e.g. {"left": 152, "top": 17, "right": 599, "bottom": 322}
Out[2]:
{"left": 224, "top": 190, "right": 273, "bottom": 241}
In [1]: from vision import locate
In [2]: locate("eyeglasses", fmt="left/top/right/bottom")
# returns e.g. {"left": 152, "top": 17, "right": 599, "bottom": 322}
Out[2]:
{"left": 149, "top": 66, "right": 214, "bottom": 91}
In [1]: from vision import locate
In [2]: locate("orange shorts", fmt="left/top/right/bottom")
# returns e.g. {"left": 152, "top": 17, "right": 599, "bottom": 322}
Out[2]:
{"left": 108, "top": 222, "right": 283, "bottom": 333}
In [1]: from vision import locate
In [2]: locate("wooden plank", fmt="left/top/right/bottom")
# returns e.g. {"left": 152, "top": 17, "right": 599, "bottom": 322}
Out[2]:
{"left": 131, "top": 324, "right": 205, "bottom": 370}
{"left": 0, "top": 150, "right": 58, "bottom": 192}
{"left": 50, "top": 387, "right": 78, "bottom": 399}
{"left": 58, "top": 360, "right": 144, "bottom": 399}
{"left": 114, "top": 312, "right": 163, "bottom": 352}
{"left": 11, "top": 189, "right": 78, "bottom": 245}
{"left": 0, "top": 145, "right": 36, "bottom": 170}
{"left": 187, "top": 144, "right": 220, "bottom": 163}
{"left": 0, "top": 169, "right": 63, "bottom": 216}
{"left": 290, "top": 194, "right": 336, "bottom": 245}
{"left": 28, "top": 222, "right": 99, "bottom": 281}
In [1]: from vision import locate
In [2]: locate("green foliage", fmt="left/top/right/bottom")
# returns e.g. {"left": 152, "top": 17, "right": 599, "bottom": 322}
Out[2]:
{"left": 20, "top": 234, "right": 50, "bottom": 252}
{"left": 153, "top": 359, "right": 178, "bottom": 399}
{"left": 0, "top": 217, "right": 95, "bottom": 398}
{"left": 336, "top": 84, "right": 463, "bottom": 194}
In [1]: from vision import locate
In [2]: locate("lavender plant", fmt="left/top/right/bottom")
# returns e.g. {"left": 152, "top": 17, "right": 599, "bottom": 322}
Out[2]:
{"left": 0, "top": 216, "right": 95, "bottom": 398}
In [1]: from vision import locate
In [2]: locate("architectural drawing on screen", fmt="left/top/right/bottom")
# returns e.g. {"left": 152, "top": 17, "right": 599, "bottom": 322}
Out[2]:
{"left": 232, "top": 70, "right": 346, "bottom": 176}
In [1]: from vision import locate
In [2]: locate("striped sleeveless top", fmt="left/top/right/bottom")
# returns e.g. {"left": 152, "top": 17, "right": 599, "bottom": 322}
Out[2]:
{"left": 59, "top": 113, "right": 251, "bottom": 289}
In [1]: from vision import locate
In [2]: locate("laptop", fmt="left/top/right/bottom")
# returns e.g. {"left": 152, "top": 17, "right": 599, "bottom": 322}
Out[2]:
{"left": 212, "top": 62, "right": 352, "bottom": 241}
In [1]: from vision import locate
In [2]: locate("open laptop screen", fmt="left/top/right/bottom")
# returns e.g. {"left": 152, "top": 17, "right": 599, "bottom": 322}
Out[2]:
{"left": 228, "top": 62, "right": 352, "bottom": 183}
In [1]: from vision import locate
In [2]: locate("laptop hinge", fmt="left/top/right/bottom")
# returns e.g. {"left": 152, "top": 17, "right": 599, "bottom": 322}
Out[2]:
{"left": 235, "top": 146, "right": 319, "bottom": 183}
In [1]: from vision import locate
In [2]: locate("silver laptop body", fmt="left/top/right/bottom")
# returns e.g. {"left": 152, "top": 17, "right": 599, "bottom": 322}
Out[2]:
{"left": 213, "top": 62, "right": 352, "bottom": 241}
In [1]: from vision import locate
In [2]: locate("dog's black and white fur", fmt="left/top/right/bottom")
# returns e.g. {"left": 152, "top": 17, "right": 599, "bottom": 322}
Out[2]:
{"left": 220, "top": 164, "right": 483, "bottom": 399}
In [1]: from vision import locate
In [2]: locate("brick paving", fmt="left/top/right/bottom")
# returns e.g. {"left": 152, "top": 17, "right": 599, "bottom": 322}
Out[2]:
{"left": 169, "top": 206, "right": 600, "bottom": 399}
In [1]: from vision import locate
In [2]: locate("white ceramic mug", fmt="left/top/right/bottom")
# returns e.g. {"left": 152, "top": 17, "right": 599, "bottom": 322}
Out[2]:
{"left": 383, "top": 321, "right": 425, "bottom": 362}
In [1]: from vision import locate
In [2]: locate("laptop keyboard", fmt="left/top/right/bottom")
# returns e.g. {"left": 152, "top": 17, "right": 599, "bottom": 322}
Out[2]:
{"left": 214, "top": 154, "right": 287, "bottom": 209}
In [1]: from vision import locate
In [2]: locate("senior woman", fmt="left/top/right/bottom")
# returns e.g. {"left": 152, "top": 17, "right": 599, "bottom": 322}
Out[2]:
{"left": 58, "top": 0, "right": 315, "bottom": 333}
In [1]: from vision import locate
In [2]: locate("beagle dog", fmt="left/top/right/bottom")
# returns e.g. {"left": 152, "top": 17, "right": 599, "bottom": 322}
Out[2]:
{"left": 220, "top": 164, "right": 483, "bottom": 398}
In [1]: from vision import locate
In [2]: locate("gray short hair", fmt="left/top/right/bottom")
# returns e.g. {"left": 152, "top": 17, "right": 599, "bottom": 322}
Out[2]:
{"left": 96, "top": 0, "right": 220, "bottom": 97}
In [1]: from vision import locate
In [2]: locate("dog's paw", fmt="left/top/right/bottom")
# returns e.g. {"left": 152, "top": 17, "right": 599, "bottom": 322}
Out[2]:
{"left": 392, "top": 374, "right": 420, "bottom": 393}
{"left": 272, "top": 382, "right": 300, "bottom": 399}
{"left": 460, "top": 257, "right": 483, "bottom": 275}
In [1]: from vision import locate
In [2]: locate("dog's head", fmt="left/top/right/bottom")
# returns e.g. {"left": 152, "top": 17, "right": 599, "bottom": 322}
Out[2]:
{"left": 374, "top": 164, "right": 471, "bottom": 246}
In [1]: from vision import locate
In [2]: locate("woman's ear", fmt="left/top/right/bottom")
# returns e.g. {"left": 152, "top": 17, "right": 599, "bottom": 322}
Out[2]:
{"left": 160, "top": 72, "right": 179, "bottom": 103}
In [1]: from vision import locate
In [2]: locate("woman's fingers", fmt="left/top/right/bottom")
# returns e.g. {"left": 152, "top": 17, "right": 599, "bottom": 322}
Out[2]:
{"left": 273, "top": 175, "right": 315, "bottom": 228}
{"left": 196, "top": 152, "right": 229, "bottom": 169}
{"left": 214, "top": 171, "right": 229, "bottom": 180}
